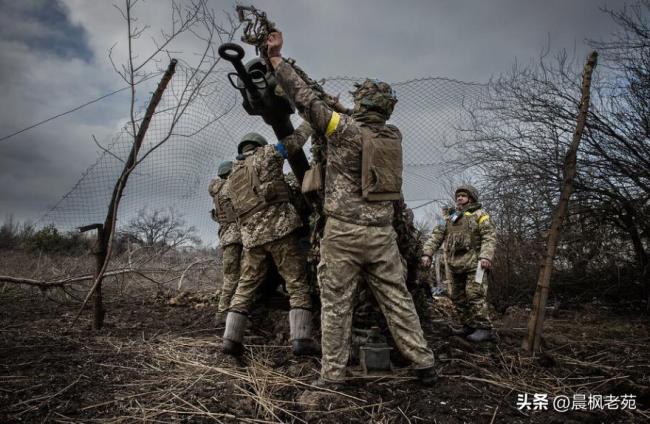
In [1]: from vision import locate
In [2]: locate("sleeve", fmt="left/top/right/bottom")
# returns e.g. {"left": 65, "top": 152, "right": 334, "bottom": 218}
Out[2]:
{"left": 477, "top": 210, "right": 496, "bottom": 261}
{"left": 208, "top": 179, "right": 219, "bottom": 197}
{"left": 274, "top": 61, "right": 340, "bottom": 137}
{"left": 281, "top": 120, "right": 314, "bottom": 156}
{"left": 422, "top": 224, "right": 446, "bottom": 257}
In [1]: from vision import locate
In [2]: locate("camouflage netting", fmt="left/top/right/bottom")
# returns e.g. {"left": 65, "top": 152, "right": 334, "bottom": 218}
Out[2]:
{"left": 41, "top": 64, "right": 486, "bottom": 245}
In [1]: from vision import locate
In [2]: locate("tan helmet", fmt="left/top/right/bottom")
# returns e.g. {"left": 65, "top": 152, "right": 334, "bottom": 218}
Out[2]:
{"left": 455, "top": 184, "right": 479, "bottom": 202}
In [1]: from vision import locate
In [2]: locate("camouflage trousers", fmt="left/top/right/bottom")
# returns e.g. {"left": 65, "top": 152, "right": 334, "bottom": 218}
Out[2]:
{"left": 217, "top": 243, "right": 242, "bottom": 315}
{"left": 228, "top": 232, "right": 311, "bottom": 314}
{"left": 449, "top": 269, "right": 491, "bottom": 329}
{"left": 318, "top": 217, "right": 435, "bottom": 381}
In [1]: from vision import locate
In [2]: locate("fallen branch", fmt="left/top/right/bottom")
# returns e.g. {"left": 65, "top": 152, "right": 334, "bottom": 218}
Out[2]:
{"left": 177, "top": 259, "right": 216, "bottom": 291}
{"left": 0, "top": 268, "right": 177, "bottom": 289}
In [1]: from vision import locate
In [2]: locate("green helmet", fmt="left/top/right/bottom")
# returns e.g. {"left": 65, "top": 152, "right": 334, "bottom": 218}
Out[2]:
{"left": 217, "top": 160, "right": 233, "bottom": 178}
{"left": 351, "top": 78, "right": 398, "bottom": 120}
{"left": 455, "top": 184, "right": 479, "bottom": 202}
{"left": 237, "top": 132, "right": 268, "bottom": 154}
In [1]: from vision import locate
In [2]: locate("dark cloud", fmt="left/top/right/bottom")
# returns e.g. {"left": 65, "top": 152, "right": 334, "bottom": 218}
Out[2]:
{"left": 0, "top": 0, "right": 639, "bottom": 244}
{"left": 0, "top": 0, "right": 93, "bottom": 61}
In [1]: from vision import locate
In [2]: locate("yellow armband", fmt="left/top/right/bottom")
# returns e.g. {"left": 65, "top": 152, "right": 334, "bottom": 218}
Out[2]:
{"left": 325, "top": 112, "right": 340, "bottom": 136}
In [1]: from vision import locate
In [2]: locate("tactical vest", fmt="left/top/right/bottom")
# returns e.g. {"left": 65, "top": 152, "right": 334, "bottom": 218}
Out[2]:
{"left": 359, "top": 124, "right": 403, "bottom": 201}
{"left": 447, "top": 211, "right": 480, "bottom": 255}
{"left": 227, "top": 155, "right": 291, "bottom": 222}
{"left": 213, "top": 191, "right": 237, "bottom": 225}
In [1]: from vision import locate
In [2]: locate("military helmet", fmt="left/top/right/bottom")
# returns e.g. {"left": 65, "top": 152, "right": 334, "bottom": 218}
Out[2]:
{"left": 217, "top": 160, "right": 233, "bottom": 178}
{"left": 351, "top": 78, "right": 398, "bottom": 119}
{"left": 455, "top": 184, "right": 479, "bottom": 202}
{"left": 237, "top": 132, "right": 268, "bottom": 154}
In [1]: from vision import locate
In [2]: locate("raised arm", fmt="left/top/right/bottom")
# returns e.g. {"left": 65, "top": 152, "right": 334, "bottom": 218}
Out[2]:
{"left": 267, "top": 32, "right": 341, "bottom": 137}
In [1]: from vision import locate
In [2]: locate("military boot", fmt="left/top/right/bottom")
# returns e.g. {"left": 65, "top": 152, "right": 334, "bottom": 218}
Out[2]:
{"left": 222, "top": 311, "right": 248, "bottom": 356}
{"left": 466, "top": 328, "right": 494, "bottom": 343}
{"left": 415, "top": 365, "right": 438, "bottom": 386}
{"left": 289, "top": 308, "right": 320, "bottom": 356}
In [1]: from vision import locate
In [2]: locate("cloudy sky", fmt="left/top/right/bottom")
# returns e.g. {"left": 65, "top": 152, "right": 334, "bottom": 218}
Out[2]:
{"left": 0, "top": 0, "right": 628, "bottom": 241}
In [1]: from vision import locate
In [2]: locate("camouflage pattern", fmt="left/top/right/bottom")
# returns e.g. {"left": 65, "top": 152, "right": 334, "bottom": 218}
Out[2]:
{"left": 449, "top": 269, "right": 491, "bottom": 329}
{"left": 318, "top": 218, "right": 435, "bottom": 381}
{"left": 208, "top": 178, "right": 241, "bottom": 246}
{"left": 350, "top": 79, "right": 398, "bottom": 121}
{"left": 422, "top": 201, "right": 497, "bottom": 329}
{"left": 392, "top": 197, "right": 424, "bottom": 288}
{"left": 228, "top": 232, "right": 311, "bottom": 313}
{"left": 227, "top": 144, "right": 303, "bottom": 249}
{"left": 275, "top": 61, "right": 434, "bottom": 381}
{"left": 422, "top": 202, "right": 496, "bottom": 272}
{"left": 284, "top": 171, "right": 311, "bottom": 229}
{"left": 274, "top": 61, "right": 394, "bottom": 227}
{"left": 282, "top": 120, "right": 314, "bottom": 151}
{"left": 455, "top": 184, "right": 480, "bottom": 202}
{"left": 217, "top": 243, "right": 243, "bottom": 315}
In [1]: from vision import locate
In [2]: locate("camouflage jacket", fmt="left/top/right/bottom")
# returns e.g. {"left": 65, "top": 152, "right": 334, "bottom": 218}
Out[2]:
{"left": 208, "top": 178, "right": 241, "bottom": 247}
{"left": 422, "top": 203, "right": 496, "bottom": 272}
{"left": 393, "top": 197, "right": 423, "bottom": 286}
{"left": 226, "top": 144, "right": 303, "bottom": 249}
{"left": 274, "top": 61, "right": 394, "bottom": 227}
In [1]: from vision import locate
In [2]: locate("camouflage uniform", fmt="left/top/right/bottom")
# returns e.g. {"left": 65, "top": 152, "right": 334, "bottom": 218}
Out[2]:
{"left": 226, "top": 144, "right": 311, "bottom": 313}
{"left": 433, "top": 207, "right": 452, "bottom": 293}
{"left": 422, "top": 186, "right": 497, "bottom": 330}
{"left": 275, "top": 62, "right": 435, "bottom": 382}
{"left": 208, "top": 177, "right": 242, "bottom": 319}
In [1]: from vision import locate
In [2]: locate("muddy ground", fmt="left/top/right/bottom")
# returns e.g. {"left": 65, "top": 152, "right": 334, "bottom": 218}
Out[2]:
{"left": 1, "top": 270, "right": 649, "bottom": 423}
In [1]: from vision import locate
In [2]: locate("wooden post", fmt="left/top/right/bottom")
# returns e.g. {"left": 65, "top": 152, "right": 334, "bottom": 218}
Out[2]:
{"left": 79, "top": 223, "right": 106, "bottom": 330}
{"left": 522, "top": 51, "right": 598, "bottom": 353}
{"left": 72, "top": 59, "right": 178, "bottom": 327}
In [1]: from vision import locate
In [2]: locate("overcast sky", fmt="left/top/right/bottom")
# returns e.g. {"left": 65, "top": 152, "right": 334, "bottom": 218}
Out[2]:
{"left": 0, "top": 0, "right": 628, "bottom": 240}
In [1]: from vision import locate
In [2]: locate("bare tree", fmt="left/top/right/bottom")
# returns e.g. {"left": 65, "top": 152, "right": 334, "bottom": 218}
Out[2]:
{"left": 74, "top": 0, "right": 239, "bottom": 328}
{"left": 460, "top": 2, "right": 650, "bottom": 314}
{"left": 121, "top": 207, "right": 199, "bottom": 249}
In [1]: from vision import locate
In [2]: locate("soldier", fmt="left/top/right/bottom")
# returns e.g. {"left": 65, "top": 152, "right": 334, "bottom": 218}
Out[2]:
{"left": 432, "top": 204, "right": 453, "bottom": 296}
{"left": 222, "top": 132, "right": 317, "bottom": 357}
{"left": 421, "top": 185, "right": 497, "bottom": 342}
{"left": 267, "top": 31, "right": 437, "bottom": 386}
{"left": 208, "top": 160, "right": 242, "bottom": 326}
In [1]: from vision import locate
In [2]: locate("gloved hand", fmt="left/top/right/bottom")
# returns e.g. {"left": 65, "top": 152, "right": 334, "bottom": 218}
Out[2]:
{"left": 267, "top": 31, "right": 283, "bottom": 58}
{"left": 274, "top": 142, "right": 288, "bottom": 159}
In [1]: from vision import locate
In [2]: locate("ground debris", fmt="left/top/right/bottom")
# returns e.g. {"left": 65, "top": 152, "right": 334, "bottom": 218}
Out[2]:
{"left": 1, "top": 281, "right": 648, "bottom": 423}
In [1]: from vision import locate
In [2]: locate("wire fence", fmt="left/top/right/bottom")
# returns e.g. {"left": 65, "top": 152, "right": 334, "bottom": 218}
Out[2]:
{"left": 41, "top": 64, "right": 486, "bottom": 245}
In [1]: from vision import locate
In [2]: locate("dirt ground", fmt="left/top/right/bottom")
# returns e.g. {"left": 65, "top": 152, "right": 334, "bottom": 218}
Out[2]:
{"left": 1, "top": 274, "right": 649, "bottom": 423}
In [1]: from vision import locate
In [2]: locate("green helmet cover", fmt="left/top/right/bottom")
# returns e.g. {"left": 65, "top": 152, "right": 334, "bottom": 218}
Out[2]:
{"left": 217, "top": 160, "right": 233, "bottom": 178}
{"left": 237, "top": 132, "right": 268, "bottom": 154}
{"left": 351, "top": 79, "right": 398, "bottom": 120}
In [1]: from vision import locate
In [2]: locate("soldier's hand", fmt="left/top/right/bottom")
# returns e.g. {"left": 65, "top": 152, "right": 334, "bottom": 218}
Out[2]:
{"left": 480, "top": 258, "right": 492, "bottom": 269}
{"left": 421, "top": 255, "right": 432, "bottom": 268}
{"left": 267, "top": 31, "right": 283, "bottom": 57}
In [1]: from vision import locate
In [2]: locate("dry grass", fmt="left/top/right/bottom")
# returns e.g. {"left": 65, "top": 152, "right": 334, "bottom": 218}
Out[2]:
{"left": 1, "top": 252, "right": 649, "bottom": 422}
